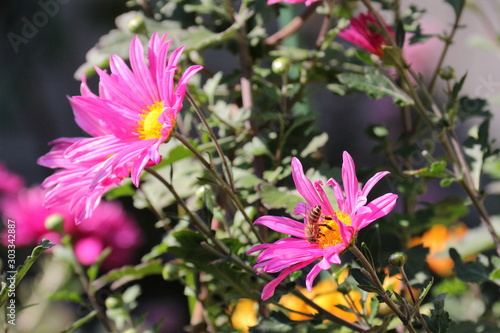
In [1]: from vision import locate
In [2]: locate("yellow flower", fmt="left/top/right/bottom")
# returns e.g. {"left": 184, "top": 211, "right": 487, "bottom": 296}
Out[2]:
{"left": 230, "top": 298, "right": 258, "bottom": 333}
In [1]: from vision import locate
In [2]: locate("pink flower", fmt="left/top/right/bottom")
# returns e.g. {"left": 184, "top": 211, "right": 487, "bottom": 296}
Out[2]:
{"left": 338, "top": 12, "right": 394, "bottom": 57}
{"left": 248, "top": 152, "right": 397, "bottom": 300}
{"left": 0, "top": 163, "right": 25, "bottom": 197}
{"left": 1, "top": 186, "right": 143, "bottom": 270}
{"left": 267, "top": 0, "right": 322, "bottom": 6}
{"left": 38, "top": 33, "right": 203, "bottom": 223}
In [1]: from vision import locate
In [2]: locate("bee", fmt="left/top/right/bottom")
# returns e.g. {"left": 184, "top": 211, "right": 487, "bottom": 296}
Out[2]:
{"left": 305, "top": 205, "right": 333, "bottom": 244}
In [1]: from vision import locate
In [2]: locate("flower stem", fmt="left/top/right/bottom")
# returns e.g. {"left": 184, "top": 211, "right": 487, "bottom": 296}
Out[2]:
{"left": 399, "top": 266, "right": 432, "bottom": 333}
{"left": 427, "top": 1, "right": 465, "bottom": 94}
{"left": 186, "top": 91, "right": 236, "bottom": 192}
{"left": 69, "top": 243, "right": 113, "bottom": 332}
{"left": 350, "top": 245, "right": 416, "bottom": 331}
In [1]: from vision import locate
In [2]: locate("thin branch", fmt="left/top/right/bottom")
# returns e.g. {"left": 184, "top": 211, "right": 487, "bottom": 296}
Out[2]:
{"left": 265, "top": 3, "right": 321, "bottom": 46}
{"left": 428, "top": 2, "right": 466, "bottom": 93}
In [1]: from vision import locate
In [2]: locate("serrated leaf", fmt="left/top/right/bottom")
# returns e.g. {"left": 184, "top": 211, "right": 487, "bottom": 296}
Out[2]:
{"left": 450, "top": 248, "right": 489, "bottom": 283}
{"left": 92, "top": 260, "right": 163, "bottom": 290}
{"left": 0, "top": 239, "right": 54, "bottom": 307}
{"left": 425, "top": 293, "right": 450, "bottom": 333}
{"left": 338, "top": 68, "right": 414, "bottom": 106}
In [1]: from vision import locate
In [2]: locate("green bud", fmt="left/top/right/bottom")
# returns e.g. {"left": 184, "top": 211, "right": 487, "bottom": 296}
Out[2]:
{"left": 127, "top": 16, "right": 147, "bottom": 35}
{"left": 162, "top": 263, "right": 180, "bottom": 281}
{"left": 388, "top": 252, "right": 407, "bottom": 268}
{"left": 44, "top": 213, "right": 65, "bottom": 234}
{"left": 337, "top": 282, "right": 352, "bottom": 294}
{"left": 272, "top": 57, "right": 292, "bottom": 74}
{"left": 105, "top": 296, "right": 122, "bottom": 309}
{"left": 439, "top": 66, "right": 455, "bottom": 80}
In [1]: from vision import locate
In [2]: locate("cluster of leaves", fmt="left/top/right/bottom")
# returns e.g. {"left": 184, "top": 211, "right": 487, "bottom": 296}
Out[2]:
{"left": 3, "top": 0, "right": 500, "bottom": 332}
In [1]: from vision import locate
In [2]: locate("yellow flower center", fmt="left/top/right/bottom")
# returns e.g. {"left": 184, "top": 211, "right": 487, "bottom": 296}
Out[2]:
{"left": 137, "top": 101, "right": 164, "bottom": 140}
{"left": 335, "top": 210, "right": 352, "bottom": 226}
{"left": 316, "top": 216, "right": 343, "bottom": 249}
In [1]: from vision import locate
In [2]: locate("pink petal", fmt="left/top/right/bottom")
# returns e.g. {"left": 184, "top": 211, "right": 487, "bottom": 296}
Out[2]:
{"left": 254, "top": 215, "right": 306, "bottom": 238}
{"left": 341, "top": 151, "right": 360, "bottom": 214}
{"left": 261, "top": 259, "right": 316, "bottom": 300}
{"left": 291, "top": 157, "right": 322, "bottom": 206}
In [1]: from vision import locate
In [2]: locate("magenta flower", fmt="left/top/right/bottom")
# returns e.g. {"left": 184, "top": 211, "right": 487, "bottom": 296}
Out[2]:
{"left": 338, "top": 12, "right": 394, "bottom": 57}
{"left": 267, "top": 0, "right": 322, "bottom": 6}
{"left": 38, "top": 33, "right": 202, "bottom": 223}
{"left": 1, "top": 186, "right": 143, "bottom": 269}
{"left": 0, "top": 163, "right": 24, "bottom": 197}
{"left": 248, "top": 152, "right": 397, "bottom": 300}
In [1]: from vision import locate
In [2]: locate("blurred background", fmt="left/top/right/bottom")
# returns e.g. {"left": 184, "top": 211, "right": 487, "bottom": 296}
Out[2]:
{"left": 1, "top": 0, "right": 500, "bottom": 331}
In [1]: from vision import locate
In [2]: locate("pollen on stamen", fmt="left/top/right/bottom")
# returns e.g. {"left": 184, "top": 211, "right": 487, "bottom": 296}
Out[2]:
{"left": 137, "top": 101, "right": 164, "bottom": 140}
{"left": 335, "top": 210, "right": 352, "bottom": 226}
{"left": 317, "top": 218, "right": 343, "bottom": 249}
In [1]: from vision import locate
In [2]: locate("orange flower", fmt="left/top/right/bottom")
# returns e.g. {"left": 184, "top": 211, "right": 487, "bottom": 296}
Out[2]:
{"left": 409, "top": 223, "right": 468, "bottom": 277}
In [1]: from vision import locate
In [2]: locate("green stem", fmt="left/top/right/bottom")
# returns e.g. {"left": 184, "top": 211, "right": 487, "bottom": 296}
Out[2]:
{"left": 399, "top": 267, "right": 431, "bottom": 333}
{"left": 186, "top": 91, "right": 236, "bottom": 192}
{"left": 350, "top": 245, "right": 412, "bottom": 329}
{"left": 69, "top": 243, "right": 113, "bottom": 332}
{"left": 427, "top": 2, "right": 465, "bottom": 94}
{"left": 172, "top": 133, "right": 264, "bottom": 243}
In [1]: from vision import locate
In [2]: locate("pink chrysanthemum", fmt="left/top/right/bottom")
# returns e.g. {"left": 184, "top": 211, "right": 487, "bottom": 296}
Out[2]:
{"left": 0, "top": 186, "right": 143, "bottom": 269}
{"left": 248, "top": 152, "right": 398, "bottom": 300}
{"left": 0, "top": 163, "right": 25, "bottom": 197}
{"left": 267, "top": 0, "right": 322, "bottom": 6}
{"left": 338, "top": 12, "right": 394, "bottom": 57}
{"left": 38, "top": 33, "right": 202, "bottom": 223}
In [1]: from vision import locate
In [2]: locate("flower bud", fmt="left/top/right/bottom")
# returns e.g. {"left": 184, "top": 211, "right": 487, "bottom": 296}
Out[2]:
{"left": 439, "top": 66, "right": 455, "bottom": 80}
{"left": 44, "top": 213, "right": 65, "bottom": 234}
{"left": 388, "top": 252, "right": 407, "bottom": 268}
{"left": 337, "top": 282, "right": 352, "bottom": 294}
{"left": 127, "top": 16, "right": 147, "bottom": 35}
{"left": 105, "top": 296, "right": 122, "bottom": 309}
{"left": 272, "top": 57, "right": 292, "bottom": 75}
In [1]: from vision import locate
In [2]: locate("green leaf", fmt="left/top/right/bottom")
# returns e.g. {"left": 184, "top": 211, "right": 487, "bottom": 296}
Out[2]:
{"left": 404, "top": 245, "right": 429, "bottom": 280}
{"left": 61, "top": 311, "right": 97, "bottom": 333}
{"left": 433, "top": 277, "right": 467, "bottom": 296}
{"left": 87, "top": 248, "right": 111, "bottom": 282}
{"left": 350, "top": 268, "right": 376, "bottom": 288}
{"left": 74, "top": 11, "right": 183, "bottom": 79}
{"left": 249, "top": 312, "right": 296, "bottom": 332}
{"left": 92, "top": 260, "right": 163, "bottom": 290}
{"left": 449, "top": 248, "right": 489, "bottom": 283}
{"left": 381, "top": 46, "right": 404, "bottom": 68}
{"left": 419, "top": 278, "right": 434, "bottom": 301}
{"left": 260, "top": 183, "right": 303, "bottom": 214}
{"left": 338, "top": 68, "right": 414, "bottom": 106}
{"left": 424, "top": 293, "right": 450, "bottom": 333}
{"left": 458, "top": 97, "right": 491, "bottom": 121}
{"left": 445, "top": 0, "right": 465, "bottom": 16}
{"left": 48, "top": 290, "right": 86, "bottom": 306}
{"left": 0, "top": 239, "right": 54, "bottom": 307}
